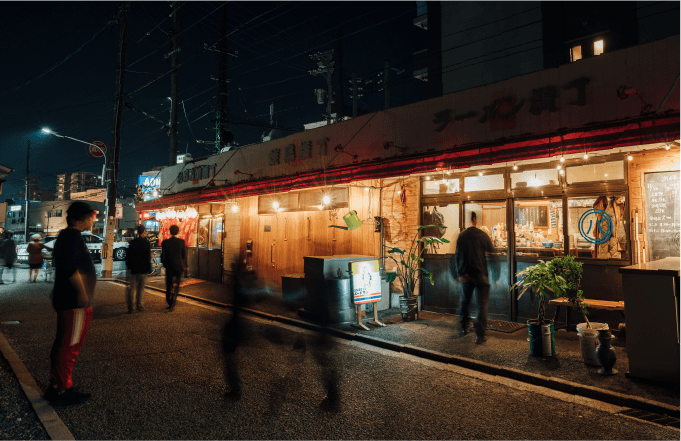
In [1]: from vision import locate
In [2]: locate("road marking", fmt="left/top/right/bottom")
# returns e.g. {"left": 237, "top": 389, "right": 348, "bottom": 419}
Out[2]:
{"left": 0, "top": 331, "right": 75, "bottom": 441}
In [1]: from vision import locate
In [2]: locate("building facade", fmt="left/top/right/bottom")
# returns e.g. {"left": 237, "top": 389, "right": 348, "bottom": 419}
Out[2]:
{"left": 138, "top": 36, "right": 680, "bottom": 329}
{"left": 57, "top": 172, "right": 103, "bottom": 201}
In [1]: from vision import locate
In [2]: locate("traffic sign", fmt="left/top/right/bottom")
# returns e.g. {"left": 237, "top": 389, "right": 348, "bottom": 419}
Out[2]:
{"left": 87, "top": 139, "right": 108, "bottom": 160}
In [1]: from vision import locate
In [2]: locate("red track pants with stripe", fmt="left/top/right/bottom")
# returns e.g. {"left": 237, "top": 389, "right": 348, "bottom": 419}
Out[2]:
{"left": 49, "top": 307, "right": 92, "bottom": 391}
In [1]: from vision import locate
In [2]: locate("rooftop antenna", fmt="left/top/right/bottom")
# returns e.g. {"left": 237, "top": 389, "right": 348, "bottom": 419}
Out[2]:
{"left": 270, "top": 103, "right": 274, "bottom": 127}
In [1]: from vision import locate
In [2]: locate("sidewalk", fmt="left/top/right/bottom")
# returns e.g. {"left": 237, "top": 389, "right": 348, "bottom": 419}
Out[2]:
{"left": 134, "top": 275, "right": 680, "bottom": 418}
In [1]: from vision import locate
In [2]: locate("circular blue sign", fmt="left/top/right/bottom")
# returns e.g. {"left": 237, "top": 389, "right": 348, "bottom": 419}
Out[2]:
{"left": 578, "top": 208, "right": 613, "bottom": 245}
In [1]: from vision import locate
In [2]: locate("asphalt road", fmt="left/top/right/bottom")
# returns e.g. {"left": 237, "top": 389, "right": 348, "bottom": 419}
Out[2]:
{"left": 0, "top": 277, "right": 678, "bottom": 440}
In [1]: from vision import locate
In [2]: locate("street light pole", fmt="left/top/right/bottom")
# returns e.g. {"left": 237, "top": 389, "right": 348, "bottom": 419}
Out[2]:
{"left": 24, "top": 139, "right": 30, "bottom": 243}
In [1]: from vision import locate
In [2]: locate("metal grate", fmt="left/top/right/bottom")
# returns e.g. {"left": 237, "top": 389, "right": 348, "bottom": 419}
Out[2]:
{"left": 619, "top": 409, "right": 680, "bottom": 428}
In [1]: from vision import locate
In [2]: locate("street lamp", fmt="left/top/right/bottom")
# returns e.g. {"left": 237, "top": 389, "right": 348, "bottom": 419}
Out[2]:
{"left": 42, "top": 127, "right": 116, "bottom": 277}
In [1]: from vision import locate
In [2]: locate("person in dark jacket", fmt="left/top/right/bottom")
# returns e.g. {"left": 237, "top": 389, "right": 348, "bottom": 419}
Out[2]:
{"left": 161, "top": 224, "right": 186, "bottom": 312}
{"left": 453, "top": 211, "right": 500, "bottom": 344}
{"left": 125, "top": 226, "right": 152, "bottom": 313}
{"left": 43, "top": 201, "right": 97, "bottom": 406}
{"left": 0, "top": 231, "right": 17, "bottom": 284}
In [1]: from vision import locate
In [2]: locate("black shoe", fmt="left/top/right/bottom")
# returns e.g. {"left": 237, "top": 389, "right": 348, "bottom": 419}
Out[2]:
{"left": 137, "top": 306, "right": 144, "bottom": 312}
{"left": 460, "top": 328, "right": 469, "bottom": 336}
{"left": 223, "top": 388, "right": 242, "bottom": 401}
{"left": 45, "top": 387, "right": 91, "bottom": 406}
{"left": 475, "top": 335, "right": 487, "bottom": 345}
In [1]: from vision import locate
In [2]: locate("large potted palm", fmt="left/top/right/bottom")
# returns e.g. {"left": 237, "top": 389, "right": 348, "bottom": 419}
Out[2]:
{"left": 383, "top": 225, "right": 449, "bottom": 321}
{"left": 511, "top": 260, "right": 568, "bottom": 356}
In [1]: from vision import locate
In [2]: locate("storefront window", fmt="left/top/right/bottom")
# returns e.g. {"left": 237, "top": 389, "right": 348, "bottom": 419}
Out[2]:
{"left": 566, "top": 161, "right": 624, "bottom": 184}
{"left": 211, "top": 217, "right": 223, "bottom": 249}
{"left": 511, "top": 168, "right": 559, "bottom": 188}
{"left": 198, "top": 218, "right": 210, "bottom": 248}
{"left": 514, "top": 199, "right": 564, "bottom": 257}
{"left": 422, "top": 204, "right": 459, "bottom": 254}
{"left": 423, "top": 178, "right": 460, "bottom": 195}
{"left": 567, "top": 195, "right": 628, "bottom": 259}
{"left": 464, "top": 201, "right": 507, "bottom": 252}
{"left": 464, "top": 174, "right": 504, "bottom": 192}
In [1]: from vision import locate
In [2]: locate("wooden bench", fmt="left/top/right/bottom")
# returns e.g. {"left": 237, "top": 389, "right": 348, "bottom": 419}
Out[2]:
{"left": 549, "top": 297, "right": 625, "bottom": 331}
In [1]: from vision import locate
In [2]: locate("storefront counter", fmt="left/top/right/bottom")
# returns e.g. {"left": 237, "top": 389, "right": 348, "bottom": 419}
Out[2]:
{"left": 619, "top": 257, "right": 680, "bottom": 384}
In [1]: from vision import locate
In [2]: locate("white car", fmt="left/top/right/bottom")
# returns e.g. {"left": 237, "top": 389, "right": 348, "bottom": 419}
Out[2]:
{"left": 17, "top": 232, "right": 128, "bottom": 264}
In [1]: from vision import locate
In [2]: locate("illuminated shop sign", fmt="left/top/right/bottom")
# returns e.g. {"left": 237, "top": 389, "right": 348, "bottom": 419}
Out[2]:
{"left": 138, "top": 176, "right": 161, "bottom": 188}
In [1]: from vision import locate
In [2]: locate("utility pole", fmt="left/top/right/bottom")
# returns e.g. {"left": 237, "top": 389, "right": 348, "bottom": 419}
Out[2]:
{"left": 215, "top": 2, "right": 233, "bottom": 152}
{"left": 24, "top": 139, "right": 30, "bottom": 243}
{"left": 384, "top": 61, "right": 389, "bottom": 109}
{"left": 169, "top": 1, "right": 180, "bottom": 165}
{"left": 102, "top": 1, "right": 129, "bottom": 279}
{"left": 336, "top": 30, "right": 343, "bottom": 123}
{"left": 351, "top": 73, "right": 359, "bottom": 118}
{"left": 309, "top": 50, "right": 334, "bottom": 125}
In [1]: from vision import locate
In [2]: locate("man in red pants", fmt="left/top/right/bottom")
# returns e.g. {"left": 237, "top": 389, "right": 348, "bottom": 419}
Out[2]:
{"left": 43, "top": 202, "right": 98, "bottom": 406}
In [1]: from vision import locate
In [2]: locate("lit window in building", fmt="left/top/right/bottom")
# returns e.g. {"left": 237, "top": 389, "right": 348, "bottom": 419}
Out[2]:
{"left": 594, "top": 40, "right": 604, "bottom": 56}
{"left": 570, "top": 45, "right": 582, "bottom": 62}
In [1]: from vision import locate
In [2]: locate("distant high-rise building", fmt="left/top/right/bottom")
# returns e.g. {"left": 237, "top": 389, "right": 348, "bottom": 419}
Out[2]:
{"left": 57, "top": 172, "right": 103, "bottom": 201}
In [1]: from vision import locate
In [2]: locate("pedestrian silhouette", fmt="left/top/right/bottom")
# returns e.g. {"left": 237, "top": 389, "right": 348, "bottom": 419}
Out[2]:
{"left": 0, "top": 231, "right": 17, "bottom": 284}
{"left": 125, "top": 226, "right": 152, "bottom": 313}
{"left": 161, "top": 224, "right": 186, "bottom": 312}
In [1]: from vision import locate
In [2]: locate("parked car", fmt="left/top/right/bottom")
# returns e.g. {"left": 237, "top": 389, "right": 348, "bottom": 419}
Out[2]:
{"left": 17, "top": 232, "right": 129, "bottom": 264}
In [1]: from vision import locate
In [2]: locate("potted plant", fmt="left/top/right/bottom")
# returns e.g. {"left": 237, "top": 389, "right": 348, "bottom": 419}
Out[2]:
{"left": 511, "top": 260, "right": 568, "bottom": 356}
{"left": 550, "top": 255, "right": 609, "bottom": 366}
{"left": 383, "top": 225, "right": 449, "bottom": 321}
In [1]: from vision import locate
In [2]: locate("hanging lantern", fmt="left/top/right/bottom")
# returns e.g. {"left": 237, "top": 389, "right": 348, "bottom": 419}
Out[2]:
{"left": 156, "top": 211, "right": 166, "bottom": 221}
{"left": 141, "top": 212, "right": 151, "bottom": 220}
{"left": 186, "top": 207, "right": 197, "bottom": 218}
{"left": 176, "top": 210, "right": 186, "bottom": 220}
{"left": 166, "top": 208, "right": 177, "bottom": 219}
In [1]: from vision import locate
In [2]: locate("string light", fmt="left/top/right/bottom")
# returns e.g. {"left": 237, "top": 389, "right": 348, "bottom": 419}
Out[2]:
{"left": 666, "top": 144, "right": 671, "bottom": 150}
{"left": 583, "top": 153, "right": 589, "bottom": 160}
{"left": 559, "top": 169, "right": 565, "bottom": 175}
{"left": 560, "top": 157, "right": 565, "bottom": 163}
{"left": 322, "top": 195, "right": 331, "bottom": 205}
{"left": 478, "top": 171, "right": 483, "bottom": 176}
{"left": 557, "top": 165, "right": 562, "bottom": 170}
{"left": 272, "top": 201, "right": 280, "bottom": 211}
{"left": 425, "top": 176, "right": 430, "bottom": 180}
{"left": 513, "top": 164, "right": 518, "bottom": 170}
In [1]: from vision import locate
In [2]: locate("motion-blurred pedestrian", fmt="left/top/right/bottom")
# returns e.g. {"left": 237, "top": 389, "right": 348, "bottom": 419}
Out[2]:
{"left": 125, "top": 226, "right": 151, "bottom": 313}
{"left": 27, "top": 234, "right": 53, "bottom": 283}
{"left": 43, "top": 201, "right": 97, "bottom": 406}
{"left": 0, "top": 231, "right": 17, "bottom": 284}
{"left": 161, "top": 224, "right": 186, "bottom": 312}
{"left": 453, "top": 210, "right": 499, "bottom": 344}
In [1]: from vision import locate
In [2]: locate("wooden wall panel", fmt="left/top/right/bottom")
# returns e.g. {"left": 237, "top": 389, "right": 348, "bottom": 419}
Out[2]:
{"left": 627, "top": 146, "right": 680, "bottom": 263}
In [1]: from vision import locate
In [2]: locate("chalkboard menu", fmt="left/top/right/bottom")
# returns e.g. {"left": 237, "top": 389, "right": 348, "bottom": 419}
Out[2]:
{"left": 514, "top": 206, "right": 548, "bottom": 227}
{"left": 645, "top": 171, "right": 680, "bottom": 260}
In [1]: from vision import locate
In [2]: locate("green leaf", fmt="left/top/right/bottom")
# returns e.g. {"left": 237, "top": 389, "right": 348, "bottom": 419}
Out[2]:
{"left": 388, "top": 248, "right": 404, "bottom": 255}
{"left": 385, "top": 273, "right": 397, "bottom": 283}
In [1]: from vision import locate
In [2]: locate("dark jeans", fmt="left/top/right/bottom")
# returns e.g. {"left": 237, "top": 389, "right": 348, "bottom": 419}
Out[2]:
{"left": 460, "top": 275, "right": 490, "bottom": 337}
{"left": 165, "top": 269, "right": 182, "bottom": 307}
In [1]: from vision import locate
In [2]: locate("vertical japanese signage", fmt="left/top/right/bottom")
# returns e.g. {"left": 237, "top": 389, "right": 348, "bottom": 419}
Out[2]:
{"left": 350, "top": 259, "right": 381, "bottom": 304}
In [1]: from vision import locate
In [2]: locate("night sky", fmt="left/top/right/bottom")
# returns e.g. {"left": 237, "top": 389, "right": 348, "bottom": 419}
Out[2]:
{"left": 1, "top": 1, "right": 428, "bottom": 200}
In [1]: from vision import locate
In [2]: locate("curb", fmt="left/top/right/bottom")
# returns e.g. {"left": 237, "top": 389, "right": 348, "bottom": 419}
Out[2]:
{"left": 110, "top": 280, "right": 681, "bottom": 419}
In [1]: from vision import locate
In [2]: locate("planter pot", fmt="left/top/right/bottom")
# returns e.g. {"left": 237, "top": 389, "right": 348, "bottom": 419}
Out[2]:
{"left": 527, "top": 320, "right": 555, "bottom": 357}
{"left": 399, "top": 296, "right": 418, "bottom": 321}
{"left": 576, "top": 322, "right": 609, "bottom": 366}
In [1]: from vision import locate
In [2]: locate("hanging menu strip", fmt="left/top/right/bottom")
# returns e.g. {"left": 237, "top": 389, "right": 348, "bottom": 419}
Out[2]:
{"left": 645, "top": 171, "right": 680, "bottom": 261}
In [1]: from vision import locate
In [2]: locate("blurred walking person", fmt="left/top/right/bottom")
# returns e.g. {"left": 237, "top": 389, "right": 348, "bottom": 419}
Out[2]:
{"left": 125, "top": 226, "right": 151, "bottom": 313}
{"left": 0, "top": 231, "right": 17, "bottom": 284}
{"left": 161, "top": 224, "right": 186, "bottom": 312}
{"left": 27, "top": 234, "right": 53, "bottom": 283}
{"left": 43, "top": 202, "right": 97, "bottom": 406}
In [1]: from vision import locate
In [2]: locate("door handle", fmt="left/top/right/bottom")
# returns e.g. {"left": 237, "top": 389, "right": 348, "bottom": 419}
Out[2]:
{"left": 271, "top": 243, "right": 275, "bottom": 267}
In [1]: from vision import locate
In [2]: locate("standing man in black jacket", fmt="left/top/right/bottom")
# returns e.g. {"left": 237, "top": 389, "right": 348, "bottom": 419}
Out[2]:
{"left": 453, "top": 211, "right": 499, "bottom": 344}
{"left": 161, "top": 224, "right": 186, "bottom": 312}
{"left": 125, "top": 226, "right": 152, "bottom": 313}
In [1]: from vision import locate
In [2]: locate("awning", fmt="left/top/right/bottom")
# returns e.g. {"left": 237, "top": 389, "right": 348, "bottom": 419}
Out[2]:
{"left": 137, "top": 114, "right": 679, "bottom": 211}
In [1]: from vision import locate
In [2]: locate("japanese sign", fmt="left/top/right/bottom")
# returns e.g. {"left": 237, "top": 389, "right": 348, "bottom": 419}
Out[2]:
{"left": 350, "top": 259, "right": 381, "bottom": 305}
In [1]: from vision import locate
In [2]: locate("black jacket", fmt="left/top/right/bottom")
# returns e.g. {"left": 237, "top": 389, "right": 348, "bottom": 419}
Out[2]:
{"left": 126, "top": 237, "right": 152, "bottom": 274}
{"left": 161, "top": 236, "right": 187, "bottom": 273}
{"left": 453, "top": 226, "right": 499, "bottom": 281}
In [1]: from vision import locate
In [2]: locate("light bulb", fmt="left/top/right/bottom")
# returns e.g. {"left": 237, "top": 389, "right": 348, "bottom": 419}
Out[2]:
{"left": 426, "top": 176, "right": 430, "bottom": 180}
{"left": 231, "top": 204, "right": 238, "bottom": 213}
{"left": 446, "top": 171, "right": 451, "bottom": 175}
{"left": 478, "top": 171, "right": 483, "bottom": 176}
{"left": 365, "top": 187, "right": 369, "bottom": 192}
{"left": 557, "top": 165, "right": 562, "bottom": 170}
{"left": 322, "top": 195, "right": 331, "bottom": 205}
{"left": 559, "top": 157, "right": 565, "bottom": 163}
{"left": 583, "top": 153, "right": 589, "bottom": 160}
{"left": 513, "top": 165, "right": 518, "bottom": 170}
{"left": 666, "top": 144, "right": 671, "bottom": 150}
{"left": 627, "top": 155, "right": 633, "bottom": 161}
{"left": 272, "top": 201, "right": 280, "bottom": 210}
{"left": 559, "top": 169, "right": 564, "bottom": 175}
